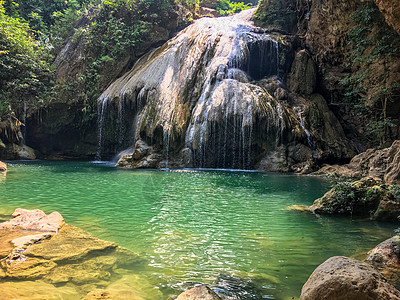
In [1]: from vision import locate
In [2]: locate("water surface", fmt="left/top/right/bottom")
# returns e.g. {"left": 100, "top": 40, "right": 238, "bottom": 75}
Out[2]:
{"left": 0, "top": 161, "right": 397, "bottom": 299}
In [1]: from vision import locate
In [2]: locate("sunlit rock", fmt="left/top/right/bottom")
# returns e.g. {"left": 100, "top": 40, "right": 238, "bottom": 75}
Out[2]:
{"left": 0, "top": 209, "right": 144, "bottom": 298}
{"left": 300, "top": 256, "right": 400, "bottom": 300}
{"left": 0, "top": 208, "right": 64, "bottom": 232}
{"left": 176, "top": 285, "right": 221, "bottom": 300}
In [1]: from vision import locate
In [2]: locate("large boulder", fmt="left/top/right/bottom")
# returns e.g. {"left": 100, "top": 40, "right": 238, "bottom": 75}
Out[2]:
{"left": 310, "top": 176, "right": 400, "bottom": 220}
{"left": 300, "top": 256, "right": 400, "bottom": 300}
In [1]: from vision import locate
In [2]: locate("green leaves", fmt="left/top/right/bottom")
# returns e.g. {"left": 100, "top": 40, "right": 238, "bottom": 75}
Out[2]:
{"left": 0, "top": 1, "right": 53, "bottom": 120}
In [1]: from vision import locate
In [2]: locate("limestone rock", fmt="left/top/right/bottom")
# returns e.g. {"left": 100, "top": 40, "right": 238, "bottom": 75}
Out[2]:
{"left": 0, "top": 161, "right": 6, "bottom": 172}
{"left": 84, "top": 274, "right": 162, "bottom": 300}
{"left": 11, "top": 233, "right": 53, "bottom": 250}
{"left": 25, "top": 224, "right": 117, "bottom": 262}
{"left": 315, "top": 140, "right": 400, "bottom": 186}
{"left": 0, "top": 210, "right": 144, "bottom": 298}
{"left": 287, "top": 50, "right": 316, "bottom": 95}
{"left": 300, "top": 256, "right": 400, "bottom": 300}
{"left": 176, "top": 285, "right": 221, "bottom": 300}
{"left": 0, "top": 208, "right": 65, "bottom": 232}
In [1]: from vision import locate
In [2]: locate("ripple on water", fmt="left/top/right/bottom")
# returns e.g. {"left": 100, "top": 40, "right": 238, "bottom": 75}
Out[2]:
{"left": 0, "top": 161, "right": 397, "bottom": 299}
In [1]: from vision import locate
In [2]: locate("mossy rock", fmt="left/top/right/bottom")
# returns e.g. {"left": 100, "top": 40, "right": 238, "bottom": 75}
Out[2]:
{"left": 310, "top": 176, "right": 400, "bottom": 220}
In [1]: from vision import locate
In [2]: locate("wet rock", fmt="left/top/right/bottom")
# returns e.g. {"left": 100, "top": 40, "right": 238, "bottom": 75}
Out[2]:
{"left": 0, "top": 209, "right": 144, "bottom": 298}
{"left": 310, "top": 176, "right": 400, "bottom": 220}
{"left": 84, "top": 274, "right": 163, "bottom": 300}
{"left": 0, "top": 208, "right": 65, "bottom": 232}
{"left": 25, "top": 224, "right": 117, "bottom": 263}
{"left": 176, "top": 285, "right": 221, "bottom": 300}
{"left": 0, "top": 280, "right": 79, "bottom": 299}
{"left": 300, "top": 256, "right": 400, "bottom": 300}
{"left": 11, "top": 233, "right": 53, "bottom": 250}
{"left": 116, "top": 140, "right": 162, "bottom": 169}
{"left": 0, "top": 161, "right": 6, "bottom": 172}
{"left": 274, "top": 87, "right": 288, "bottom": 100}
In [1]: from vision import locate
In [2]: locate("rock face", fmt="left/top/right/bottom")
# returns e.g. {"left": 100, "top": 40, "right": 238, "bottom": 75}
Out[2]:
{"left": 176, "top": 285, "right": 221, "bottom": 300}
{"left": 316, "top": 140, "right": 400, "bottom": 185}
{"left": 0, "top": 209, "right": 145, "bottom": 299}
{"left": 371, "top": 0, "right": 400, "bottom": 36}
{"left": 300, "top": 256, "right": 400, "bottom": 300}
{"left": 287, "top": 50, "right": 316, "bottom": 95}
{"left": 310, "top": 176, "right": 400, "bottom": 220}
{"left": 98, "top": 9, "right": 353, "bottom": 170}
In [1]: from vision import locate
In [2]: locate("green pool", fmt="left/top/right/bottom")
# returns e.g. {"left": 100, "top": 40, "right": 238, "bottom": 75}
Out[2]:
{"left": 0, "top": 161, "right": 397, "bottom": 299}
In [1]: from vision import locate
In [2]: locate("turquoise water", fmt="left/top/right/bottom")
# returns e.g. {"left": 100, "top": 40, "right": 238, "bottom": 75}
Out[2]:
{"left": 0, "top": 161, "right": 397, "bottom": 299}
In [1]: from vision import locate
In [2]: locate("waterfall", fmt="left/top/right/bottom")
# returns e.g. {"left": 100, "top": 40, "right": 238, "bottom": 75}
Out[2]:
{"left": 296, "top": 108, "right": 313, "bottom": 153}
{"left": 95, "top": 96, "right": 108, "bottom": 160}
{"left": 97, "top": 8, "right": 293, "bottom": 169}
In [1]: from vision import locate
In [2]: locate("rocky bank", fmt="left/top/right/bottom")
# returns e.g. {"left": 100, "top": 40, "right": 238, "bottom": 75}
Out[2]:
{"left": 0, "top": 208, "right": 151, "bottom": 299}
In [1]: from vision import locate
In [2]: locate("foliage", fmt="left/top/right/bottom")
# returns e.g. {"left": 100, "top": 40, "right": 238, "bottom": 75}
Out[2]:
{"left": 215, "top": 0, "right": 252, "bottom": 16}
{"left": 389, "top": 185, "right": 400, "bottom": 202}
{"left": 341, "top": 1, "right": 400, "bottom": 145}
{"left": 328, "top": 181, "right": 356, "bottom": 214}
{"left": 0, "top": 1, "right": 53, "bottom": 122}
{"left": 0, "top": 0, "right": 199, "bottom": 130}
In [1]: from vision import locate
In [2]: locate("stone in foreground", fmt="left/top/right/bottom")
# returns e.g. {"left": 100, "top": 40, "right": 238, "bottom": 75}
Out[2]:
{"left": 300, "top": 256, "right": 400, "bottom": 300}
{"left": 176, "top": 285, "right": 221, "bottom": 300}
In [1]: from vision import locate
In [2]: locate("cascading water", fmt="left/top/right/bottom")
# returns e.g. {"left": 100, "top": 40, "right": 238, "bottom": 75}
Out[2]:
{"left": 96, "top": 96, "right": 108, "bottom": 160}
{"left": 97, "top": 9, "right": 300, "bottom": 169}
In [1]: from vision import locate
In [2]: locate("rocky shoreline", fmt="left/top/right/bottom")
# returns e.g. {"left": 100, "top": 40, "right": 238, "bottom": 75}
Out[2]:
{"left": 1, "top": 208, "right": 400, "bottom": 299}
{"left": 0, "top": 208, "right": 152, "bottom": 299}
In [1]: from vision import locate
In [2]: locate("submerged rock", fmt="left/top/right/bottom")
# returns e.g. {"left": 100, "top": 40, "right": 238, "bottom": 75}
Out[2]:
{"left": 300, "top": 256, "right": 400, "bottom": 300}
{"left": 176, "top": 285, "right": 221, "bottom": 300}
{"left": 0, "top": 209, "right": 145, "bottom": 298}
